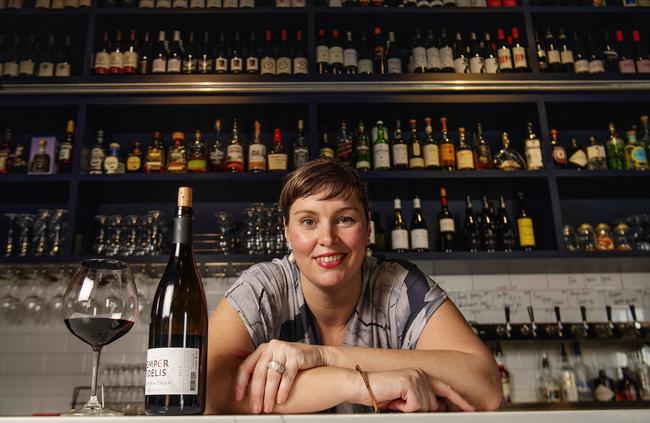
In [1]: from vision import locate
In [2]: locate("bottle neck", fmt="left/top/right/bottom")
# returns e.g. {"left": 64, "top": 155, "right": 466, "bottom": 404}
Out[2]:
{"left": 172, "top": 206, "right": 194, "bottom": 247}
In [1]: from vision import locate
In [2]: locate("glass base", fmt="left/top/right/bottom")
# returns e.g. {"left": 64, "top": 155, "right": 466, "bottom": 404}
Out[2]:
{"left": 60, "top": 396, "right": 123, "bottom": 417}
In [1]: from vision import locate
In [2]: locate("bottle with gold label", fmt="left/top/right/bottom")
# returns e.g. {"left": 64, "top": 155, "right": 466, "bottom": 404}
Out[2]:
{"left": 319, "top": 127, "right": 335, "bottom": 160}
{"left": 422, "top": 117, "right": 440, "bottom": 170}
{"left": 391, "top": 119, "right": 408, "bottom": 170}
{"left": 225, "top": 118, "right": 244, "bottom": 173}
{"left": 248, "top": 120, "right": 266, "bottom": 173}
{"left": 408, "top": 119, "right": 424, "bottom": 170}
{"left": 209, "top": 119, "right": 226, "bottom": 172}
{"left": 30, "top": 139, "right": 51, "bottom": 173}
{"left": 373, "top": 121, "right": 391, "bottom": 171}
{"left": 439, "top": 117, "right": 455, "bottom": 171}
{"left": 516, "top": 191, "right": 536, "bottom": 251}
{"left": 456, "top": 127, "right": 475, "bottom": 171}
{"left": 473, "top": 122, "right": 492, "bottom": 170}
{"left": 145, "top": 131, "right": 165, "bottom": 173}
{"left": 103, "top": 142, "right": 125, "bottom": 174}
{"left": 524, "top": 122, "right": 544, "bottom": 170}
{"left": 126, "top": 141, "right": 143, "bottom": 173}
{"left": 167, "top": 132, "right": 187, "bottom": 173}
{"left": 267, "top": 128, "right": 288, "bottom": 172}
{"left": 188, "top": 130, "right": 207, "bottom": 172}
{"left": 624, "top": 128, "right": 648, "bottom": 171}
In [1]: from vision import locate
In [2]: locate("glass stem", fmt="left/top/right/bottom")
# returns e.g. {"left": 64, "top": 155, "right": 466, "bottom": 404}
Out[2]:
{"left": 90, "top": 347, "right": 102, "bottom": 400}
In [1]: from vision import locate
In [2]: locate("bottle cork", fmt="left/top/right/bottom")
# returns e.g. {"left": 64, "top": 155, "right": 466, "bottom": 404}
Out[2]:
{"left": 178, "top": 187, "right": 192, "bottom": 207}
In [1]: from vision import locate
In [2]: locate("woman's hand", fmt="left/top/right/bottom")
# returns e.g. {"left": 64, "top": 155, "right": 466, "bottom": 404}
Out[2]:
{"left": 362, "top": 369, "right": 476, "bottom": 413}
{"left": 234, "top": 340, "right": 327, "bottom": 413}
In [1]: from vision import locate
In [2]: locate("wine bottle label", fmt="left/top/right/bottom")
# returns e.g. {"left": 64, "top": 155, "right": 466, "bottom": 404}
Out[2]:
{"left": 525, "top": 139, "right": 543, "bottom": 169}
{"left": 560, "top": 50, "right": 574, "bottom": 65}
{"left": 329, "top": 46, "right": 344, "bottom": 65}
{"left": 574, "top": 59, "right": 589, "bottom": 74}
{"left": 140, "top": 0, "right": 155, "bottom": 6}
{"left": 38, "top": 62, "right": 54, "bottom": 77}
{"left": 387, "top": 58, "right": 402, "bottom": 74}
{"left": 246, "top": 57, "right": 259, "bottom": 73}
{"left": 127, "top": 155, "right": 141, "bottom": 171}
{"left": 373, "top": 143, "right": 390, "bottom": 169}
{"left": 411, "top": 142, "right": 421, "bottom": 158}
{"left": 276, "top": 57, "right": 292, "bottom": 74}
{"left": 103, "top": 156, "right": 119, "bottom": 173}
{"left": 456, "top": 150, "right": 474, "bottom": 170}
{"left": 344, "top": 49, "right": 358, "bottom": 68}
{"left": 569, "top": 150, "right": 587, "bottom": 167}
{"left": 439, "top": 218, "right": 455, "bottom": 233}
{"left": 58, "top": 145, "right": 72, "bottom": 161}
{"left": 167, "top": 58, "right": 181, "bottom": 73}
{"left": 214, "top": 57, "right": 227, "bottom": 72}
{"left": 547, "top": 49, "right": 561, "bottom": 65}
{"left": 227, "top": 144, "right": 243, "bottom": 163}
{"left": 90, "top": 148, "right": 105, "bottom": 171}
{"left": 293, "top": 148, "right": 308, "bottom": 167}
{"left": 248, "top": 144, "right": 266, "bottom": 169}
{"left": 230, "top": 58, "right": 243, "bottom": 73}
{"left": 469, "top": 56, "right": 484, "bottom": 74}
{"left": 328, "top": 0, "right": 342, "bottom": 5}
{"left": 410, "top": 228, "right": 429, "bottom": 250}
{"left": 223, "top": 0, "right": 236, "bottom": 5}
{"left": 292, "top": 0, "right": 305, "bottom": 5}
{"left": 423, "top": 144, "right": 440, "bottom": 167}
{"left": 484, "top": 57, "right": 499, "bottom": 74}
{"left": 293, "top": 57, "right": 308, "bottom": 74}
{"left": 95, "top": 52, "right": 110, "bottom": 71}
{"left": 317, "top": 46, "right": 330, "bottom": 64}
{"left": 552, "top": 146, "right": 567, "bottom": 164}
{"left": 358, "top": 59, "right": 373, "bottom": 74}
{"left": 173, "top": 0, "right": 189, "bottom": 6}
{"left": 409, "top": 156, "right": 424, "bottom": 169}
{"left": 426, "top": 46, "right": 440, "bottom": 70}
{"left": 497, "top": 49, "right": 512, "bottom": 70}
{"left": 590, "top": 60, "right": 606, "bottom": 74}
{"left": 441, "top": 144, "right": 455, "bottom": 164}
{"left": 123, "top": 51, "right": 139, "bottom": 69}
{"left": 3, "top": 62, "right": 18, "bottom": 77}
{"left": 260, "top": 57, "right": 276, "bottom": 74}
{"left": 586, "top": 145, "right": 606, "bottom": 160}
{"left": 512, "top": 46, "right": 527, "bottom": 69}
{"left": 189, "top": 0, "right": 204, "bottom": 6}
{"left": 110, "top": 51, "right": 124, "bottom": 70}
{"left": 146, "top": 348, "right": 199, "bottom": 396}
{"left": 412, "top": 47, "right": 427, "bottom": 70}
{"left": 453, "top": 57, "right": 468, "bottom": 74}
{"left": 619, "top": 59, "right": 636, "bottom": 74}
{"left": 391, "top": 229, "right": 409, "bottom": 250}
{"left": 392, "top": 144, "right": 408, "bottom": 166}
{"left": 637, "top": 59, "right": 650, "bottom": 74}
{"left": 152, "top": 58, "right": 166, "bottom": 73}
{"left": 594, "top": 384, "right": 615, "bottom": 402}
{"left": 206, "top": 0, "right": 221, "bottom": 6}
{"left": 517, "top": 217, "right": 536, "bottom": 247}
{"left": 188, "top": 158, "right": 207, "bottom": 171}
{"left": 439, "top": 46, "right": 453, "bottom": 69}
{"left": 268, "top": 153, "right": 288, "bottom": 171}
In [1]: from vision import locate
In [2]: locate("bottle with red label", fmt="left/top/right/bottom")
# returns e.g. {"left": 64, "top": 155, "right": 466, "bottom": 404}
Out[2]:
{"left": 123, "top": 30, "right": 139, "bottom": 74}
{"left": 487, "top": 0, "right": 501, "bottom": 6}
{"left": 94, "top": 30, "right": 110, "bottom": 75}
{"left": 497, "top": 29, "right": 513, "bottom": 73}
{"left": 511, "top": 27, "right": 528, "bottom": 72}
{"left": 616, "top": 30, "right": 636, "bottom": 74}
{"left": 226, "top": 118, "right": 244, "bottom": 173}
{"left": 109, "top": 30, "right": 124, "bottom": 75}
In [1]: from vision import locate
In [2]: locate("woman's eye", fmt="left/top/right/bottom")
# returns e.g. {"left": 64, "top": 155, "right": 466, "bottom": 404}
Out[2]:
{"left": 300, "top": 218, "right": 315, "bottom": 227}
{"left": 338, "top": 216, "right": 356, "bottom": 224}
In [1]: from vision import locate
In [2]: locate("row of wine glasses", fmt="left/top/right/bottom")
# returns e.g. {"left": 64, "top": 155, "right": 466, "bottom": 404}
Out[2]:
{"left": 92, "top": 212, "right": 169, "bottom": 256}
{"left": 3, "top": 210, "right": 67, "bottom": 257}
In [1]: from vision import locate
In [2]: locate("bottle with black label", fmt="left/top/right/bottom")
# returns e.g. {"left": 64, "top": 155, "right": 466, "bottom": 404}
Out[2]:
{"left": 146, "top": 187, "right": 208, "bottom": 415}
{"left": 293, "top": 119, "right": 309, "bottom": 168}
{"left": 410, "top": 196, "right": 429, "bottom": 252}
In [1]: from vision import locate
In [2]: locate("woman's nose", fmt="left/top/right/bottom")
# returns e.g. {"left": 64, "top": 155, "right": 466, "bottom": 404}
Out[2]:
{"left": 317, "top": 222, "right": 337, "bottom": 245}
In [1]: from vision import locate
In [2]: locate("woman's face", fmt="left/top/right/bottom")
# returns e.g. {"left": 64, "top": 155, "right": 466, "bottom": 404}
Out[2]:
{"left": 285, "top": 191, "right": 370, "bottom": 292}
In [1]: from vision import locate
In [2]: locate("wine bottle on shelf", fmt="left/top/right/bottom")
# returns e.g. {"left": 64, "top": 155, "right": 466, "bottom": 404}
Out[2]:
{"left": 226, "top": 118, "right": 244, "bottom": 172}
{"left": 329, "top": 30, "right": 344, "bottom": 75}
{"left": 391, "top": 197, "right": 409, "bottom": 253}
{"left": 316, "top": 28, "right": 330, "bottom": 74}
{"left": 53, "top": 34, "right": 73, "bottom": 77}
{"left": 558, "top": 28, "right": 575, "bottom": 73}
{"left": 138, "top": 32, "right": 152, "bottom": 74}
{"left": 293, "top": 119, "right": 309, "bottom": 168}
{"left": 408, "top": 119, "right": 424, "bottom": 170}
{"left": 57, "top": 120, "right": 74, "bottom": 173}
{"left": 229, "top": 31, "right": 244, "bottom": 74}
{"left": 391, "top": 119, "right": 408, "bottom": 170}
{"left": 123, "top": 30, "right": 139, "bottom": 74}
{"left": 89, "top": 129, "right": 107, "bottom": 175}
{"left": 524, "top": 122, "right": 544, "bottom": 170}
{"left": 268, "top": 128, "right": 288, "bottom": 172}
{"left": 439, "top": 29, "right": 455, "bottom": 73}
{"left": 245, "top": 31, "right": 259, "bottom": 74}
{"left": 293, "top": 30, "right": 308, "bottom": 75}
{"left": 152, "top": 31, "right": 168, "bottom": 74}
{"left": 463, "top": 196, "right": 481, "bottom": 252}
{"left": 422, "top": 117, "right": 441, "bottom": 170}
{"left": 167, "top": 30, "right": 183, "bottom": 74}
{"left": 109, "top": 30, "right": 124, "bottom": 75}
{"left": 410, "top": 196, "right": 429, "bottom": 252}
{"left": 440, "top": 117, "right": 455, "bottom": 171}
{"left": 483, "top": 33, "right": 499, "bottom": 74}
{"left": 456, "top": 127, "right": 475, "bottom": 171}
{"left": 260, "top": 30, "right": 276, "bottom": 75}
{"left": 94, "top": 31, "right": 111, "bottom": 75}
{"left": 438, "top": 187, "right": 455, "bottom": 252}
{"left": 453, "top": 32, "right": 468, "bottom": 74}
{"left": 373, "top": 120, "right": 391, "bottom": 170}
{"left": 145, "top": 187, "right": 208, "bottom": 416}
{"left": 586, "top": 33, "right": 605, "bottom": 74}
{"left": 549, "top": 129, "right": 567, "bottom": 168}
{"left": 479, "top": 196, "right": 498, "bottom": 252}
{"left": 535, "top": 30, "right": 548, "bottom": 73}
{"left": 196, "top": 31, "right": 212, "bottom": 74}
{"left": 355, "top": 120, "right": 371, "bottom": 171}
{"left": 370, "top": 211, "right": 385, "bottom": 252}
{"left": 468, "top": 31, "right": 484, "bottom": 74}
{"left": 358, "top": 32, "right": 374, "bottom": 75}
{"left": 586, "top": 135, "right": 607, "bottom": 171}
{"left": 411, "top": 29, "right": 427, "bottom": 74}
{"left": 545, "top": 28, "right": 562, "bottom": 73}
{"left": 497, "top": 28, "right": 513, "bottom": 73}
{"left": 372, "top": 27, "right": 386, "bottom": 75}
{"left": 425, "top": 29, "right": 441, "bottom": 73}
{"left": 386, "top": 31, "right": 402, "bottom": 75}
{"left": 573, "top": 32, "right": 590, "bottom": 75}
{"left": 343, "top": 30, "right": 358, "bottom": 75}
{"left": 276, "top": 30, "right": 292, "bottom": 75}
{"left": 616, "top": 30, "right": 636, "bottom": 74}
{"left": 632, "top": 30, "right": 650, "bottom": 73}
{"left": 511, "top": 27, "right": 528, "bottom": 72}
{"left": 516, "top": 191, "right": 536, "bottom": 251}
{"left": 37, "top": 34, "right": 55, "bottom": 77}
{"left": 214, "top": 31, "right": 229, "bottom": 74}
{"left": 602, "top": 30, "right": 620, "bottom": 73}
{"left": 497, "top": 194, "right": 516, "bottom": 251}
{"left": 335, "top": 120, "right": 354, "bottom": 165}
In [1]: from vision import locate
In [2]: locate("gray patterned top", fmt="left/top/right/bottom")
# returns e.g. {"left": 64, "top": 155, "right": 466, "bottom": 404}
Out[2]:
{"left": 225, "top": 255, "right": 448, "bottom": 413}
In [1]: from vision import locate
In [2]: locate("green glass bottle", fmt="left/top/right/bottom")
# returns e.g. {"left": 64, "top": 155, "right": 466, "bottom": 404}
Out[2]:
{"left": 373, "top": 121, "right": 391, "bottom": 171}
{"left": 355, "top": 120, "right": 371, "bottom": 171}
{"left": 605, "top": 122, "right": 625, "bottom": 170}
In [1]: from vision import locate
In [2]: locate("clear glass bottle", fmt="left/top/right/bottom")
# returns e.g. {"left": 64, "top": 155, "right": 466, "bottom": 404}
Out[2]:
{"left": 586, "top": 135, "right": 608, "bottom": 171}
{"left": 89, "top": 129, "right": 107, "bottom": 174}
{"left": 559, "top": 344, "right": 579, "bottom": 403}
{"left": 209, "top": 119, "right": 226, "bottom": 172}
{"left": 538, "top": 352, "right": 561, "bottom": 403}
{"left": 572, "top": 343, "right": 593, "bottom": 402}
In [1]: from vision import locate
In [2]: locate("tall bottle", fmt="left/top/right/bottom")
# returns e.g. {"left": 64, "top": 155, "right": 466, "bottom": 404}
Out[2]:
{"left": 355, "top": 120, "right": 371, "bottom": 171}
{"left": 440, "top": 117, "right": 455, "bottom": 171}
{"left": 517, "top": 192, "right": 536, "bottom": 251}
{"left": 408, "top": 119, "right": 424, "bottom": 170}
{"left": 267, "top": 128, "right": 288, "bottom": 172}
{"left": 145, "top": 187, "right": 208, "bottom": 415}
{"left": 538, "top": 352, "right": 561, "bottom": 403}
{"left": 473, "top": 123, "right": 492, "bottom": 170}
{"left": 373, "top": 121, "right": 391, "bottom": 170}
{"left": 463, "top": 196, "right": 481, "bottom": 252}
{"left": 410, "top": 196, "right": 429, "bottom": 252}
{"left": 89, "top": 129, "right": 107, "bottom": 174}
{"left": 559, "top": 344, "right": 579, "bottom": 403}
{"left": 438, "top": 187, "right": 455, "bottom": 252}
{"left": 336, "top": 121, "right": 354, "bottom": 165}
{"left": 479, "top": 196, "right": 498, "bottom": 252}
{"left": 586, "top": 135, "right": 607, "bottom": 171}
{"left": 187, "top": 130, "right": 207, "bottom": 172}
{"left": 524, "top": 122, "right": 544, "bottom": 170}
{"left": 391, "top": 119, "right": 408, "bottom": 170}
{"left": 391, "top": 198, "right": 409, "bottom": 253}
{"left": 225, "top": 119, "right": 244, "bottom": 173}
{"left": 497, "top": 194, "right": 516, "bottom": 252}
{"left": 319, "top": 127, "right": 335, "bottom": 160}
{"left": 293, "top": 119, "right": 309, "bottom": 168}
{"left": 606, "top": 122, "right": 625, "bottom": 170}
{"left": 422, "top": 117, "right": 441, "bottom": 170}
{"left": 572, "top": 343, "right": 593, "bottom": 402}
{"left": 209, "top": 119, "right": 226, "bottom": 172}
{"left": 456, "top": 127, "right": 475, "bottom": 170}
{"left": 248, "top": 120, "right": 266, "bottom": 172}
{"left": 57, "top": 120, "right": 74, "bottom": 173}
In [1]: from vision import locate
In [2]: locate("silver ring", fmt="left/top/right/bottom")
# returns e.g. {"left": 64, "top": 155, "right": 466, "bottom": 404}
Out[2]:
{"left": 267, "top": 360, "right": 286, "bottom": 374}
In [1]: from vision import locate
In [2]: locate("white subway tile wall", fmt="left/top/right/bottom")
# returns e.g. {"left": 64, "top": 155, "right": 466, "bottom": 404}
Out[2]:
{"left": 0, "top": 271, "right": 648, "bottom": 415}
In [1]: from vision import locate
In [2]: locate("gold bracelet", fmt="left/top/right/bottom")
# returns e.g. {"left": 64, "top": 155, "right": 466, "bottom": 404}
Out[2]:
{"left": 355, "top": 365, "right": 379, "bottom": 413}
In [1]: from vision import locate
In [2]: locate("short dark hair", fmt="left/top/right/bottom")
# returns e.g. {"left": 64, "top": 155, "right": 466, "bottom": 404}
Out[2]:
{"left": 279, "top": 159, "right": 370, "bottom": 223}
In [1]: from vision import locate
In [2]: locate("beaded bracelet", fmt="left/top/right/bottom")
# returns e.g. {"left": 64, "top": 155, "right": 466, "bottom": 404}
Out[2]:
{"left": 355, "top": 365, "right": 379, "bottom": 413}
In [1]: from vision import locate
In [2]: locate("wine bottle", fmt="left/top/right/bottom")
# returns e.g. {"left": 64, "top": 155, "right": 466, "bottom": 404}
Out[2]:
{"left": 408, "top": 119, "right": 424, "bottom": 170}
{"left": 167, "top": 30, "right": 184, "bottom": 74}
{"left": 355, "top": 120, "right": 371, "bottom": 171}
{"left": 558, "top": 28, "right": 575, "bottom": 73}
{"left": 422, "top": 117, "right": 441, "bottom": 169}
{"left": 463, "top": 196, "right": 481, "bottom": 252}
{"left": 410, "top": 196, "right": 429, "bottom": 252}
{"left": 479, "top": 196, "right": 498, "bottom": 252}
{"left": 438, "top": 187, "right": 455, "bottom": 252}
{"left": 497, "top": 194, "right": 516, "bottom": 252}
{"left": 440, "top": 117, "right": 455, "bottom": 171}
{"left": 516, "top": 192, "right": 536, "bottom": 251}
{"left": 316, "top": 28, "right": 330, "bottom": 74}
{"left": 276, "top": 29, "right": 292, "bottom": 75}
{"left": 342, "top": 30, "right": 358, "bottom": 75}
{"left": 391, "top": 197, "right": 409, "bottom": 253}
{"left": 329, "top": 29, "right": 344, "bottom": 75}
{"left": 145, "top": 187, "right": 208, "bottom": 415}
{"left": 373, "top": 120, "right": 391, "bottom": 170}
{"left": 391, "top": 119, "right": 408, "bottom": 169}
{"left": 226, "top": 118, "right": 244, "bottom": 173}
{"left": 456, "top": 127, "right": 475, "bottom": 170}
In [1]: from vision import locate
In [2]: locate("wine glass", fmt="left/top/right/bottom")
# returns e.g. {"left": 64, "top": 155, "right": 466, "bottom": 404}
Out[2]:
{"left": 62, "top": 259, "right": 138, "bottom": 416}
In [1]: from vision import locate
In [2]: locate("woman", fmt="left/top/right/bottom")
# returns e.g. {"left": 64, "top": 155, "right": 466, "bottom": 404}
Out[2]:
{"left": 206, "top": 159, "right": 501, "bottom": 414}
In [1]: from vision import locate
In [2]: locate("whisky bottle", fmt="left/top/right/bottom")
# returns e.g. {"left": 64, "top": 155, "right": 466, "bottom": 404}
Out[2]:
{"left": 318, "top": 127, "right": 335, "bottom": 160}
{"left": 268, "top": 128, "right": 288, "bottom": 172}
{"left": 145, "top": 131, "right": 166, "bottom": 173}
{"left": 422, "top": 117, "right": 440, "bottom": 170}
{"left": 103, "top": 142, "right": 125, "bottom": 174}
{"left": 463, "top": 196, "right": 481, "bottom": 252}
{"left": 335, "top": 121, "right": 354, "bottom": 165}
{"left": 440, "top": 117, "right": 455, "bottom": 171}
{"left": 57, "top": 120, "right": 74, "bottom": 173}
{"left": 516, "top": 192, "right": 536, "bottom": 251}
{"left": 209, "top": 119, "right": 225, "bottom": 172}
{"left": 494, "top": 132, "right": 525, "bottom": 171}
{"left": 408, "top": 119, "right": 424, "bottom": 170}
{"left": 473, "top": 123, "right": 492, "bottom": 170}
{"left": 182, "top": 32, "right": 198, "bottom": 74}
{"left": 549, "top": 129, "right": 567, "bottom": 168}
{"left": 373, "top": 121, "right": 391, "bottom": 171}
{"left": 497, "top": 194, "right": 516, "bottom": 252}
{"left": 89, "top": 130, "right": 107, "bottom": 174}
{"left": 586, "top": 135, "right": 607, "bottom": 171}
{"left": 438, "top": 187, "right": 455, "bottom": 252}
{"left": 524, "top": 122, "right": 544, "bottom": 170}
{"left": 391, "top": 198, "right": 409, "bottom": 253}
{"left": 248, "top": 120, "right": 267, "bottom": 172}
{"left": 225, "top": 119, "right": 244, "bottom": 173}
{"left": 391, "top": 120, "right": 408, "bottom": 170}
{"left": 30, "top": 139, "right": 51, "bottom": 173}
{"left": 126, "top": 141, "right": 143, "bottom": 173}
{"left": 568, "top": 138, "right": 587, "bottom": 170}
{"left": 188, "top": 130, "right": 207, "bottom": 172}
{"left": 355, "top": 121, "right": 371, "bottom": 171}
{"left": 479, "top": 196, "right": 498, "bottom": 252}
{"left": 456, "top": 127, "right": 475, "bottom": 171}
{"left": 167, "top": 132, "right": 187, "bottom": 173}
{"left": 410, "top": 197, "right": 429, "bottom": 252}
{"left": 293, "top": 120, "right": 309, "bottom": 168}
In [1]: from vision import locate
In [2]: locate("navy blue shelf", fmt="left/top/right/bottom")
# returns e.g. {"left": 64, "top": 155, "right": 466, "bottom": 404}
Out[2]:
{"left": 95, "top": 6, "right": 306, "bottom": 14}
{"left": 76, "top": 172, "right": 288, "bottom": 182}
{"left": 0, "top": 174, "right": 73, "bottom": 182}
{"left": 313, "top": 6, "right": 523, "bottom": 14}
{"left": 554, "top": 169, "right": 650, "bottom": 178}
{"left": 0, "top": 8, "right": 90, "bottom": 16}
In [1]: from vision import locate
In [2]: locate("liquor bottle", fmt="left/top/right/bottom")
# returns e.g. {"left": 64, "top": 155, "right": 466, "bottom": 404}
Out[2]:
{"left": 293, "top": 119, "right": 309, "bottom": 168}
{"left": 559, "top": 344, "right": 579, "bottom": 403}
{"left": 538, "top": 352, "right": 561, "bottom": 403}
{"left": 94, "top": 31, "right": 111, "bottom": 75}
{"left": 230, "top": 31, "right": 244, "bottom": 74}
{"left": 123, "top": 30, "right": 139, "bottom": 74}
{"left": 226, "top": 119, "right": 244, "bottom": 172}
{"left": 109, "top": 30, "right": 124, "bottom": 74}
{"left": 593, "top": 370, "right": 616, "bottom": 402}
{"left": 473, "top": 123, "right": 492, "bottom": 170}
{"left": 633, "top": 349, "right": 650, "bottom": 401}
{"left": 188, "top": 130, "right": 207, "bottom": 172}
{"left": 479, "top": 196, "right": 497, "bottom": 252}
{"left": 409, "top": 197, "right": 429, "bottom": 252}
{"left": 336, "top": 121, "right": 354, "bottom": 165}
{"left": 372, "top": 27, "right": 386, "bottom": 75}
{"left": 391, "top": 198, "right": 409, "bottom": 253}
{"left": 342, "top": 30, "right": 358, "bottom": 75}
{"left": 493, "top": 132, "right": 525, "bottom": 171}
{"left": 625, "top": 128, "right": 648, "bottom": 170}
{"left": 355, "top": 120, "right": 371, "bottom": 171}
{"left": 497, "top": 194, "right": 516, "bottom": 251}
{"left": 391, "top": 120, "right": 408, "bottom": 170}
{"left": 89, "top": 130, "right": 107, "bottom": 174}
{"left": 386, "top": 31, "right": 402, "bottom": 75}
{"left": 452, "top": 32, "right": 468, "bottom": 74}
{"left": 245, "top": 31, "right": 259, "bottom": 74}
{"left": 440, "top": 117, "right": 455, "bottom": 171}
{"left": 463, "top": 196, "right": 481, "bottom": 252}
{"left": 408, "top": 119, "right": 424, "bottom": 170}
{"left": 373, "top": 121, "right": 391, "bottom": 170}
{"left": 167, "top": 30, "right": 183, "bottom": 74}
{"left": 586, "top": 135, "right": 607, "bottom": 171}
{"left": 1, "top": 34, "right": 19, "bottom": 78}
{"left": 545, "top": 28, "right": 562, "bottom": 73}
{"left": 497, "top": 29, "right": 513, "bottom": 73}
{"left": 468, "top": 32, "right": 484, "bottom": 74}
{"left": 535, "top": 30, "right": 548, "bottom": 73}
{"left": 214, "top": 31, "right": 229, "bottom": 74}
{"left": 483, "top": 33, "right": 499, "bottom": 74}
{"left": 126, "top": 141, "right": 143, "bottom": 173}
{"left": 495, "top": 343, "right": 511, "bottom": 404}
{"left": 260, "top": 30, "right": 276, "bottom": 75}
{"left": 456, "top": 127, "right": 475, "bottom": 171}
{"left": 329, "top": 29, "right": 344, "bottom": 75}
{"left": 276, "top": 30, "right": 292, "bottom": 75}
{"left": 30, "top": 139, "right": 51, "bottom": 173}
{"left": 194, "top": 31, "right": 211, "bottom": 74}
{"left": 422, "top": 117, "right": 441, "bottom": 170}
{"left": 319, "top": 127, "right": 335, "bottom": 160}
{"left": 145, "top": 187, "right": 208, "bottom": 415}
{"left": 616, "top": 368, "right": 639, "bottom": 401}
{"left": 57, "top": 120, "right": 74, "bottom": 173}
{"left": 167, "top": 132, "right": 188, "bottom": 173}
{"left": 103, "top": 142, "right": 125, "bottom": 174}
{"left": 559, "top": 28, "right": 575, "bottom": 73}
{"left": 549, "top": 129, "right": 567, "bottom": 168}
{"left": 181, "top": 31, "right": 197, "bottom": 74}
{"left": 572, "top": 343, "right": 593, "bottom": 402}
{"left": 574, "top": 32, "right": 590, "bottom": 75}
{"left": 438, "top": 187, "right": 455, "bottom": 252}
{"left": 524, "top": 122, "right": 544, "bottom": 170}
{"left": 602, "top": 31, "right": 620, "bottom": 73}
{"left": 632, "top": 30, "right": 650, "bottom": 73}
{"left": 358, "top": 32, "right": 374, "bottom": 75}
{"left": 145, "top": 131, "right": 165, "bottom": 173}
{"left": 425, "top": 29, "right": 441, "bottom": 73}
{"left": 567, "top": 138, "right": 587, "bottom": 170}
{"left": 640, "top": 115, "right": 650, "bottom": 147}
{"left": 411, "top": 29, "right": 427, "bottom": 74}
{"left": 516, "top": 192, "right": 535, "bottom": 251}
{"left": 293, "top": 30, "right": 308, "bottom": 75}
{"left": 209, "top": 119, "right": 226, "bottom": 172}
{"left": 511, "top": 27, "right": 528, "bottom": 72}
{"left": 267, "top": 128, "right": 288, "bottom": 172}
{"left": 316, "top": 28, "right": 330, "bottom": 74}
{"left": 152, "top": 31, "right": 168, "bottom": 74}
{"left": 605, "top": 122, "right": 625, "bottom": 170}
{"left": 37, "top": 34, "right": 55, "bottom": 77}
{"left": 616, "top": 30, "right": 636, "bottom": 74}
{"left": 138, "top": 32, "right": 152, "bottom": 74}
{"left": 247, "top": 120, "right": 266, "bottom": 172}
